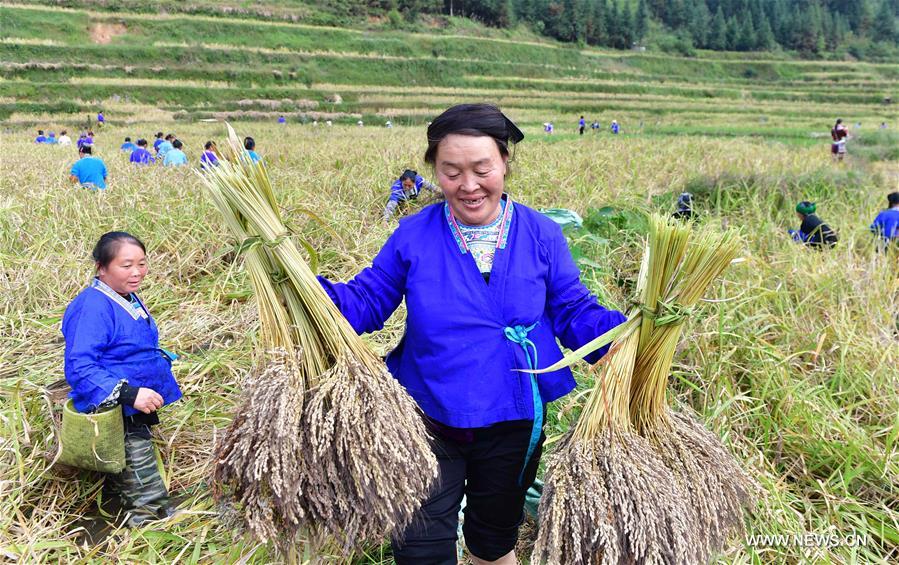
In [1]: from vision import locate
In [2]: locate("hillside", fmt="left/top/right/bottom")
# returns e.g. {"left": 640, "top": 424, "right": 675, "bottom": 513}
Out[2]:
{"left": 1, "top": 1, "right": 897, "bottom": 137}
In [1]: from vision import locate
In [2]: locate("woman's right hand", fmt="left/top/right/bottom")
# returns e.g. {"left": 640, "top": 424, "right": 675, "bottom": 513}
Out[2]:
{"left": 133, "top": 387, "right": 164, "bottom": 414}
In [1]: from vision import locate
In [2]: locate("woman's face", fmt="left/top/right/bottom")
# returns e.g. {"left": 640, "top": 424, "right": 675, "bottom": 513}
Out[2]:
{"left": 434, "top": 134, "right": 507, "bottom": 226}
{"left": 98, "top": 243, "right": 148, "bottom": 295}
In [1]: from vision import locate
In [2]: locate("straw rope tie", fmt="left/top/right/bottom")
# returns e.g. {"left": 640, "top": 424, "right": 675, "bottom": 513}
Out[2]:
{"left": 635, "top": 299, "right": 694, "bottom": 327}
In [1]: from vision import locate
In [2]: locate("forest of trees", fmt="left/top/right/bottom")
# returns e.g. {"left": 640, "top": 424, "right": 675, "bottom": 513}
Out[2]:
{"left": 333, "top": 0, "right": 898, "bottom": 57}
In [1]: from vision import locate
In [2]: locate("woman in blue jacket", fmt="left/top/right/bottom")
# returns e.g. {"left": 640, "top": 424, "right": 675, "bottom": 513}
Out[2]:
{"left": 319, "top": 104, "right": 625, "bottom": 564}
{"left": 383, "top": 169, "right": 441, "bottom": 220}
{"left": 62, "top": 232, "right": 181, "bottom": 527}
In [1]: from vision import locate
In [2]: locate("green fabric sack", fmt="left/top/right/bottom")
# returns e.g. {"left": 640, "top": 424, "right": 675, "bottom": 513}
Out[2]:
{"left": 57, "top": 399, "right": 126, "bottom": 474}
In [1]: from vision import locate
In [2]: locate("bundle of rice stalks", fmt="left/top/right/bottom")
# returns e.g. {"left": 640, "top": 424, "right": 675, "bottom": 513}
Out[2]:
{"left": 200, "top": 124, "right": 437, "bottom": 553}
{"left": 532, "top": 216, "right": 754, "bottom": 564}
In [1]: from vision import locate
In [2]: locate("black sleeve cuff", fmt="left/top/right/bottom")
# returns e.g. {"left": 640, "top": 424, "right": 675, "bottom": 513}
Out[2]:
{"left": 118, "top": 384, "right": 140, "bottom": 408}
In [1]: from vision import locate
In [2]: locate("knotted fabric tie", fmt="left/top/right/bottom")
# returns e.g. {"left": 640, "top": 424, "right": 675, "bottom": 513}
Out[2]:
{"left": 503, "top": 322, "right": 542, "bottom": 486}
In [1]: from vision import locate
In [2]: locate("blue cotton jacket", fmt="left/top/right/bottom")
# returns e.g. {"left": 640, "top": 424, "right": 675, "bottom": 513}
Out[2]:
{"left": 319, "top": 196, "right": 626, "bottom": 428}
{"left": 388, "top": 175, "right": 437, "bottom": 203}
{"left": 62, "top": 279, "right": 182, "bottom": 416}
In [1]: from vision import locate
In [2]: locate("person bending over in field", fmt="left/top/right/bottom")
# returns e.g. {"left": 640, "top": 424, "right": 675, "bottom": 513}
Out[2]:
{"left": 672, "top": 192, "right": 695, "bottom": 221}
{"left": 153, "top": 132, "right": 165, "bottom": 153}
{"left": 46, "top": 131, "right": 57, "bottom": 144}
{"left": 318, "top": 103, "right": 625, "bottom": 564}
{"left": 789, "top": 201, "right": 838, "bottom": 249}
{"left": 120, "top": 137, "right": 137, "bottom": 153}
{"left": 200, "top": 141, "right": 220, "bottom": 169}
{"left": 163, "top": 139, "right": 188, "bottom": 167}
{"left": 35, "top": 129, "right": 47, "bottom": 143}
{"left": 243, "top": 137, "right": 261, "bottom": 163}
{"left": 70, "top": 145, "right": 108, "bottom": 190}
{"left": 129, "top": 139, "right": 155, "bottom": 165}
{"left": 383, "top": 169, "right": 441, "bottom": 221}
{"left": 62, "top": 231, "right": 182, "bottom": 527}
{"left": 156, "top": 134, "right": 175, "bottom": 160}
{"left": 58, "top": 130, "right": 72, "bottom": 146}
{"left": 870, "top": 191, "right": 899, "bottom": 252}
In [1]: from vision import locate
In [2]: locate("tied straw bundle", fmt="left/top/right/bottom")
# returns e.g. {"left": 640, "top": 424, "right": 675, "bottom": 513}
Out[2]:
{"left": 199, "top": 124, "right": 437, "bottom": 553}
{"left": 532, "top": 216, "right": 757, "bottom": 565}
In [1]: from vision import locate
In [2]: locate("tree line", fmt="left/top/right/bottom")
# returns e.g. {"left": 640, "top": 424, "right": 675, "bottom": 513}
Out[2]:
{"left": 331, "top": 0, "right": 898, "bottom": 56}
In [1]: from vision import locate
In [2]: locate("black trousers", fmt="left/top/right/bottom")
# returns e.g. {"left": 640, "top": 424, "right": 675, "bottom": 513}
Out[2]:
{"left": 392, "top": 419, "right": 545, "bottom": 564}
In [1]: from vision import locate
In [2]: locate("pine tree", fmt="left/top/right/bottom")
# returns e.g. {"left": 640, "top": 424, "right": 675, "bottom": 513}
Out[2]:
{"left": 757, "top": 17, "right": 775, "bottom": 49}
{"left": 726, "top": 15, "right": 740, "bottom": 49}
{"left": 636, "top": 0, "right": 649, "bottom": 40}
{"left": 736, "top": 11, "right": 757, "bottom": 50}
{"left": 689, "top": 0, "right": 711, "bottom": 48}
{"left": 709, "top": 6, "right": 728, "bottom": 49}
{"left": 872, "top": 0, "right": 898, "bottom": 42}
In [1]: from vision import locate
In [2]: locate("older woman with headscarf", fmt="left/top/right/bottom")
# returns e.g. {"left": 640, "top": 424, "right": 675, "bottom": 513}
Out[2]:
{"left": 318, "top": 103, "right": 625, "bottom": 564}
{"left": 790, "top": 201, "right": 838, "bottom": 249}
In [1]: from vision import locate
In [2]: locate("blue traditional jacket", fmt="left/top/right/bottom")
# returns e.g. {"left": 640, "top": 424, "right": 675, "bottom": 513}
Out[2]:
{"left": 387, "top": 175, "right": 436, "bottom": 203}
{"left": 319, "top": 195, "right": 626, "bottom": 428}
{"left": 870, "top": 209, "right": 899, "bottom": 241}
{"left": 62, "top": 278, "right": 182, "bottom": 416}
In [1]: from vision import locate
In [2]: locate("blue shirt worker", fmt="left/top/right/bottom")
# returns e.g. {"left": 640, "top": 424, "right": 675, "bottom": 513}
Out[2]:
{"left": 70, "top": 146, "right": 108, "bottom": 189}
{"left": 156, "top": 134, "right": 175, "bottom": 159}
{"left": 163, "top": 139, "right": 188, "bottom": 166}
{"left": 96, "top": 111, "right": 105, "bottom": 126}
{"left": 318, "top": 103, "right": 626, "bottom": 564}
{"left": 153, "top": 132, "right": 165, "bottom": 153}
{"left": 384, "top": 169, "right": 441, "bottom": 220}
{"left": 578, "top": 115, "right": 586, "bottom": 135}
{"left": 200, "top": 141, "right": 219, "bottom": 169}
{"left": 129, "top": 139, "right": 155, "bottom": 165}
{"left": 244, "top": 136, "right": 261, "bottom": 163}
{"left": 611, "top": 120, "right": 620, "bottom": 134}
{"left": 278, "top": 115, "right": 286, "bottom": 124}
{"left": 35, "top": 130, "right": 47, "bottom": 143}
{"left": 870, "top": 191, "right": 899, "bottom": 251}
{"left": 62, "top": 231, "right": 181, "bottom": 527}
{"left": 120, "top": 137, "right": 138, "bottom": 152}
{"left": 46, "top": 132, "right": 58, "bottom": 144}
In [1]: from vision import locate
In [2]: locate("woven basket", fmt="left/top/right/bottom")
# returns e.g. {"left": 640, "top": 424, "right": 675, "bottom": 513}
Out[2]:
{"left": 57, "top": 399, "right": 126, "bottom": 474}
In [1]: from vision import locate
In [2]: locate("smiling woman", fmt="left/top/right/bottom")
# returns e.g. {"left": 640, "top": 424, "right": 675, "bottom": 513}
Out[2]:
{"left": 317, "top": 103, "right": 626, "bottom": 564}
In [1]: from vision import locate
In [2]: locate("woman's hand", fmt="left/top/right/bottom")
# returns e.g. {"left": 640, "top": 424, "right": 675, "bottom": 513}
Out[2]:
{"left": 133, "top": 387, "right": 164, "bottom": 414}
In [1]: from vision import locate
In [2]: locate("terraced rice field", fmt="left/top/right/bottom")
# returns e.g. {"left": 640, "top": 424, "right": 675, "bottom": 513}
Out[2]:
{"left": 1, "top": 1, "right": 898, "bottom": 563}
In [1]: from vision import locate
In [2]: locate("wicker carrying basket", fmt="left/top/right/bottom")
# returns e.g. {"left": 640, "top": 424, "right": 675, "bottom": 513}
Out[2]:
{"left": 57, "top": 399, "right": 126, "bottom": 474}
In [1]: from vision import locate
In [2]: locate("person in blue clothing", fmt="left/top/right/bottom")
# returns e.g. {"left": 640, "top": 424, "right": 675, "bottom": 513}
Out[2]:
{"left": 578, "top": 115, "right": 586, "bottom": 135}
{"left": 278, "top": 115, "right": 286, "bottom": 124}
{"left": 62, "top": 232, "right": 181, "bottom": 527}
{"left": 163, "top": 139, "right": 188, "bottom": 166}
{"left": 383, "top": 169, "right": 441, "bottom": 220}
{"left": 153, "top": 132, "right": 165, "bottom": 153}
{"left": 243, "top": 136, "right": 261, "bottom": 163}
{"left": 200, "top": 141, "right": 219, "bottom": 169}
{"left": 120, "top": 137, "right": 138, "bottom": 152}
{"left": 129, "top": 139, "right": 155, "bottom": 165}
{"left": 96, "top": 111, "right": 105, "bottom": 127}
{"left": 46, "top": 131, "right": 57, "bottom": 144}
{"left": 156, "top": 134, "right": 174, "bottom": 160}
{"left": 318, "top": 103, "right": 626, "bottom": 564}
{"left": 611, "top": 120, "right": 620, "bottom": 134}
{"left": 870, "top": 191, "right": 899, "bottom": 252}
{"left": 70, "top": 146, "right": 108, "bottom": 189}
{"left": 35, "top": 130, "right": 47, "bottom": 143}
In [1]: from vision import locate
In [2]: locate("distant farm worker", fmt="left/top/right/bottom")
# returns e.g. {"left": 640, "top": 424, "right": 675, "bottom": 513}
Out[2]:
{"left": 544, "top": 122, "right": 554, "bottom": 134}
{"left": 243, "top": 137, "right": 261, "bottom": 163}
{"left": 200, "top": 141, "right": 219, "bottom": 169}
{"left": 163, "top": 139, "right": 188, "bottom": 167}
{"left": 97, "top": 111, "right": 105, "bottom": 127}
{"left": 789, "top": 201, "right": 838, "bottom": 249}
{"left": 672, "top": 192, "right": 695, "bottom": 221}
{"left": 129, "top": 139, "right": 155, "bottom": 165}
{"left": 870, "top": 191, "right": 899, "bottom": 252}
{"left": 357, "top": 120, "right": 364, "bottom": 127}
{"left": 35, "top": 129, "right": 47, "bottom": 143}
{"left": 156, "top": 134, "right": 175, "bottom": 160}
{"left": 120, "top": 137, "right": 137, "bottom": 152}
{"left": 318, "top": 103, "right": 626, "bottom": 564}
{"left": 70, "top": 145, "right": 108, "bottom": 190}
{"left": 153, "top": 132, "right": 165, "bottom": 153}
{"left": 62, "top": 231, "right": 182, "bottom": 527}
{"left": 46, "top": 131, "right": 58, "bottom": 144}
{"left": 578, "top": 115, "right": 586, "bottom": 135}
{"left": 611, "top": 120, "right": 620, "bottom": 134}
{"left": 386, "top": 120, "right": 393, "bottom": 128}
{"left": 278, "top": 115, "right": 286, "bottom": 124}
{"left": 58, "top": 130, "right": 72, "bottom": 146}
{"left": 591, "top": 120, "right": 600, "bottom": 131}
{"left": 383, "top": 169, "right": 441, "bottom": 221}
{"left": 830, "top": 119, "right": 849, "bottom": 162}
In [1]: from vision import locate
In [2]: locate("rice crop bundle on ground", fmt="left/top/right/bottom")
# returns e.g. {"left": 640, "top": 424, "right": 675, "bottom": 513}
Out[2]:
{"left": 199, "top": 125, "right": 437, "bottom": 554}
{"left": 532, "top": 216, "right": 753, "bottom": 564}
